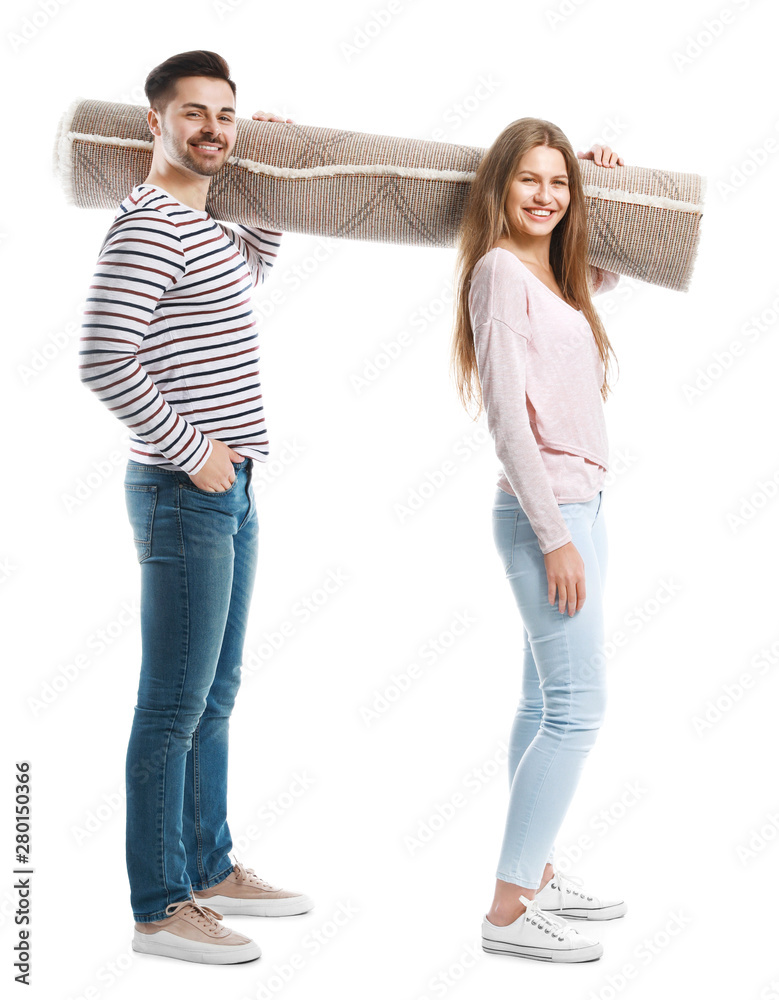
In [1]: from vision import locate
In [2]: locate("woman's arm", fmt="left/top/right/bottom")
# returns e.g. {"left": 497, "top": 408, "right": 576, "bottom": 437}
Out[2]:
{"left": 580, "top": 143, "right": 623, "bottom": 299}
{"left": 590, "top": 264, "right": 620, "bottom": 295}
{"left": 473, "top": 317, "right": 572, "bottom": 555}
{"left": 469, "top": 257, "right": 574, "bottom": 555}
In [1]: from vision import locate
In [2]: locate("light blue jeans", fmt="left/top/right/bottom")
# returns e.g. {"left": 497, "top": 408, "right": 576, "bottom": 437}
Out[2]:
{"left": 491, "top": 485, "right": 608, "bottom": 888}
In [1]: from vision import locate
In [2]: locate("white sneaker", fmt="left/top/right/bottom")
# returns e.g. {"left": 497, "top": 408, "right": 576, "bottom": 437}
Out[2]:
{"left": 535, "top": 871, "right": 626, "bottom": 920}
{"left": 132, "top": 897, "right": 261, "bottom": 965}
{"left": 482, "top": 895, "right": 603, "bottom": 963}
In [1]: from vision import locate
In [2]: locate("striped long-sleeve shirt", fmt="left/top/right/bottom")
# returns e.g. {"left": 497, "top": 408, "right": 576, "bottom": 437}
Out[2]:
{"left": 79, "top": 183, "right": 282, "bottom": 475}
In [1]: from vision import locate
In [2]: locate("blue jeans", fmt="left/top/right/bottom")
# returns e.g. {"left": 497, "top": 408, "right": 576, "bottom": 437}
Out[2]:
{"left": 123, "top": 457, "right": 258, "bottom": 921}
{"left": 491, "top": 485, "right": 608, "bottom": 888}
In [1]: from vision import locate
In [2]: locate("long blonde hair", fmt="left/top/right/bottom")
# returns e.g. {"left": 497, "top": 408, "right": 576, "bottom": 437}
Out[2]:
{"left": 451, "top": 117, "right": 618, "bottom": 418}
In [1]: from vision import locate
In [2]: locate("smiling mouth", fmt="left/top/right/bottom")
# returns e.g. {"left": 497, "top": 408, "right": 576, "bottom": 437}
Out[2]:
{"left": 191, "top": 142, "right": 224, "bottom": 152}
{"left": 524, "top": 208, "right": 554, "bottom": 219}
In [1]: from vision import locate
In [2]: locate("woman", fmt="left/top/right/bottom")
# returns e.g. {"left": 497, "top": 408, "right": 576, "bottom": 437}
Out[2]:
{"left": 451, "top": 118, "right": 627, "bottom": 963}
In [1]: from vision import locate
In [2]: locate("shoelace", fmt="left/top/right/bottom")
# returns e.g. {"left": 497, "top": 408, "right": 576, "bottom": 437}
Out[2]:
{"left": 523, "top": 899, "right": 578, "bottom": 942}
{"left": 232, "top": 858, "right": 278, "bottom": 891}
{"left": 548, "top": 872, "right": 594, "bottom": 902}
{"left": 164, "top": 896, "right": 224, "bottom": 928}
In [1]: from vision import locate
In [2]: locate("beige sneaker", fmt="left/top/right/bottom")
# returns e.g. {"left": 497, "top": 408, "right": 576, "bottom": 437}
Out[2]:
{"left": 132, "top": 896, "right": 261, "bottom": 964}
{"left": 192, "top": 859, "right": 314, "bottom": 916}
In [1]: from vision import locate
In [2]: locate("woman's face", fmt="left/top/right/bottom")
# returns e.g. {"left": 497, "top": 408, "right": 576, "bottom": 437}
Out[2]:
{"left": 504, "top": 144, "right": 571, "bottom": 239}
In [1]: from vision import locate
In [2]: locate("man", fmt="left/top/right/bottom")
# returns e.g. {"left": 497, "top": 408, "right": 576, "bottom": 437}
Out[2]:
{"left": 78, "top": 50, "right": 312, "bottom": 966}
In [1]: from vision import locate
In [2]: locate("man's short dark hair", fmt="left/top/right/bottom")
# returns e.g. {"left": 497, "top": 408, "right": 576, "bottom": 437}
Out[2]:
{"left": 144, "top": 50, "right": 237, "bottom": 117}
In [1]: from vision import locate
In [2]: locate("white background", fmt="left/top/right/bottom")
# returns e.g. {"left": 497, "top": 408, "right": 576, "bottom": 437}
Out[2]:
{"left": 3, "top": 0, "right": 779, "bottom": 997}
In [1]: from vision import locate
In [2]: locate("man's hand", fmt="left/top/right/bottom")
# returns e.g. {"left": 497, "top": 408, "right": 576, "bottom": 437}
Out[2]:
{"left": 543, "top": 541, "right": 587, "bottom": 617}
{"left": 189, "top": 439, "right": 245, "bottom": 492}
{"left": 252, "top": 109, "right": 295, "bottom": 123}
{"left": 577, "top": 144, "right": 624, "bottom": 167}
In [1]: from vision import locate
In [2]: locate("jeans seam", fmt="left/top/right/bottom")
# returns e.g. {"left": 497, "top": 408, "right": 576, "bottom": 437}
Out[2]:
{"left": 508, "top": 513, "right": 519, "bottom": 574}
{"left": 160, "top": 489, "right": 192, "bottom": 911}
{"left": 238, "top": 461, "right": 254, "bottom": 530}
{"left": 151, "top": 488, "right": 176, "bottom": 911}
{"left": 502, "top": 612, "right": 574, "bottom": 885}
{"left": 504, "top": 740, "right": 563, "bottom": 885}
{"left": 191, "top": 720, "right": 205, "bottom": 884}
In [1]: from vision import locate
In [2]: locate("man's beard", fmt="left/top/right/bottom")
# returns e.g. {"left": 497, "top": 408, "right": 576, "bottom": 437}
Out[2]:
{"left": 161, "top": 122, "right": 226, "bottom": 177}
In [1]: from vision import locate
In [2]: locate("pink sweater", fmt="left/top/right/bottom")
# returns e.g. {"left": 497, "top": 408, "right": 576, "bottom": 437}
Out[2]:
{"left": 469, "top": 247, "right": 619, "bottom": 554}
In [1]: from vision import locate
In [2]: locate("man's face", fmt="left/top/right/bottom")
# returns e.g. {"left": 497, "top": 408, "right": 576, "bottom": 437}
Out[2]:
{"left": 152, "top": 75, "right": 237, "bottom": 178}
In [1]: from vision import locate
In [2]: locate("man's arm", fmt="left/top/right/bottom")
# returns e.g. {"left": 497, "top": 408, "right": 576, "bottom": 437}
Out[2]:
{"left": 218, "top": 108, "right": 291, "bottom": 285}
{"left": 78, "top": 210, "right": 213, "bottom": 475}
{"left": 213, "top": 221, "right": 282, "bottom": 287}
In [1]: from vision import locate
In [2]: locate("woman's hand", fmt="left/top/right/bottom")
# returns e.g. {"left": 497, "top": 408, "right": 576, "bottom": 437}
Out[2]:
{"left": 577, "top": 144, "right": 624, "bottom": 167}
{"left": 543, "top": 541, "right": 587, "bottom": 616}
{"left": 251, "top": 109, "right": 295, "bottom": 123}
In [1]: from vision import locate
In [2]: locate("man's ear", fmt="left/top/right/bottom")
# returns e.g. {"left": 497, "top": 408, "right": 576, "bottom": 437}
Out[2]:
{"left": 147, "top": 108, "right": 160, "bottom": 139}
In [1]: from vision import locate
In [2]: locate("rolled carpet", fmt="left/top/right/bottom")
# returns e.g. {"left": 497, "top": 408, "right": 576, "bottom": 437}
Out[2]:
{"left": 53, "top": 97, "right": 705, "bottom": 292}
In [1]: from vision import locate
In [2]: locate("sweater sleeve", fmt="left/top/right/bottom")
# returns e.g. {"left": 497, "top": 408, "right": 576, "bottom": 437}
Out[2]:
{"left": 470, "top": 257, "right": 573, "bottom": 555}
{"left": 78, "top": 211, "right": 213, "bottom": 475}
{"left": 213, "top": 221, "right": 282, "bottom": 288}
{"left": 590, "top": 264, "right": 620, "bottom": 295}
